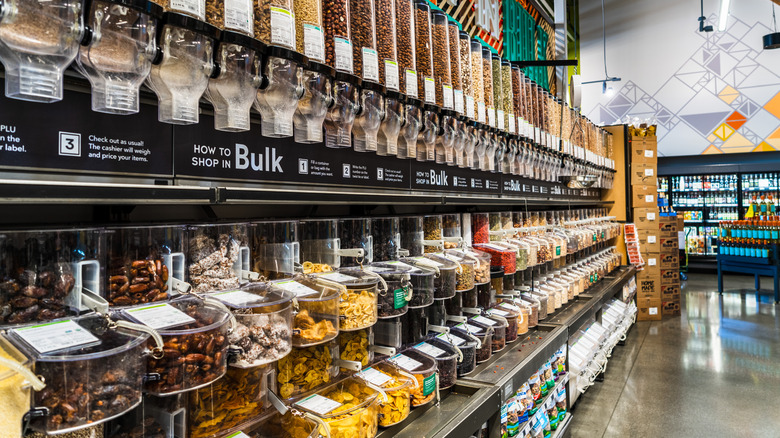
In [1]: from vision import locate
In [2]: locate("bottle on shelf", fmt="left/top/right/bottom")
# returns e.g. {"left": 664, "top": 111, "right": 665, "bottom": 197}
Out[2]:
{"left": 769, "top": 194, "right": 776, "bottom": 217}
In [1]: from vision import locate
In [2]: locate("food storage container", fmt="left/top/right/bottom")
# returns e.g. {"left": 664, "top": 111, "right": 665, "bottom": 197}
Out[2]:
{"left": 399, "top": 216, "right": 424, "bottom": 257}
{"left": 414, "top": 0, "right": 432, "bottom": 104}
{"left": 339, "top": 327, "right": 373, "bottom": 372}
{"left": 469, "top": 39, "right": 484, "bottom": 122}
{"left": 422, "top": 215, "right": 443, "bottom": 253}
{"left": 355, "top": 361, "right": 416, "bottom": 427}
{"left": 443, "top": 327, "right": 478, "bottom": 376}
{"left": 387, "top": 348, "right": 436, "bottom": 407}
{"left": 337, "top": 218, "right": 373, "bottom": 267}
{"left": 447, "top": 18, "right": 462, "bottom": 114}
{"left": 474, "top": 243, "right": 517, "bottom": 276}
{"left": 277, "top": 340, "right": 338, "bottom": 399}
{"left": 443, "top": 290, "right": 461, "bottom": 316}
{"left": 8, "top": 314, "right": 153, "bottom": 433}
{"left": 299, "top": 218, "right": 363, "bottom": 269}
{"left": 292, "top": 376, "right": 381, "bottom": 438}
{"left": 441, "top": 214, "right": 463, "bottom": 249}
{"left": 460, "top": 286, "right": 477, "bottom": 308}
{"left": 254, "top": 46, "right": 306, "bottom": 138}
{"left": 296, "top": 60, "right": 335, "bottom": 143}
{"left": 146, "top": 13, "right": 218, "bottom": 124}
{"left": 481, "top": 47, "right": 493, "bottom": 127}
{"left": 187, "top": 223, "right": 250, "bottom": 294}
{"left": 501, "top": 59, "right": 512, "bottom": 132}
{"left": 75, "top": 0, "right": 163, "bottom": 113}
{"left": 470, "top": 313, "right": 506, "bottom": 352}
{"left": 394, "top": 0, "right": 415, "bottom": 96}
{"left": 412, "top": 338, "right": 458, "bottom": 390}
{"left": 430, "top": 10, "right": 450, "bottom": 109}
{"left": 0, "top": 334, "right": 45, "bottom": 437}
{"left": 294, "top": 0, "right": 325, "bottom": 61}
{"left": 209, "top": 282, "right": 294, "bottom": 367}
{"left": 444, "top": 250, "right": 475, "bottom": 291}
{"left": 271, "top": 276, "right": 339, "bottom": 346}
{"left": 375, "top": 316, "right": 403, "bottom": 348}
{"left": 519, "top": 292, "right": 540, "bottom": 327}
{"left": 348, "top": 0, "right": 382, "bottom": 152}
{"left": 398, "top": 98, "right": 423, "bottom": 158}
{"left": 365, "top": 262, "right": 412, "bottom": 318}
{"left": 396, "top": 260, "right": 434, "bottom": 308}
{"left": 405, "top": 254, "right": 458, "bottom": 299}
{"left": 459, "top": 30, "right": 472, "bottom": 120}
{"left": 375, "top": 0, "right": 402, "bottom": 156}
{"left": 425, "top": 298, "right": 446, "bottom": 327}
{"left": 119, "top": 295, "right": 231, "bottom": 395}
{"left": 488, "top": 303, "right": 521, "bottom": 342}
{"left": 237, "top": 411, "right": 320, "bottom": 438}
{"left": 317, "top": 268, "right": 379, "bottom": 331}
{"left": 530, "top": 287, "right": 552, "bottom": 318}
{"left": 477, "top": 275, "right": 493, "bottom": 308}
{"left": 251, "top": 220, "right": 299, "bottom": 281}
{"left": 0, "top": 0, "right": 84, "bottom": 102}
{"left": 0, "top": 228, "right": 101, "bottom": 328}
{"left": 417, "top": 104, "right": 439, "bottom": 161}
{"left": 471, "top": 212, "right": 489, "bottom": 245}
{"left": 205, "top": 31, "right": 264, "bottom": 132}
{"left": 491, "top": 54, "right": 502, "bottom": 130}
{"left": 399, "top": 307, "right": 426, "bottom": 346}
{"left": 454, "top": 319, "right": 491, "bottom": 363}
{"left": 372, "top": 217, "right": 400, "bottom": 262}
{"left": 459, "top": 247, "right": 490, "bottom": 284}
{"left": 187, "top": 364, "right": 274, "bottom": 437}
{"left": 104, "top": 225, "right": 187, "bottom": 307}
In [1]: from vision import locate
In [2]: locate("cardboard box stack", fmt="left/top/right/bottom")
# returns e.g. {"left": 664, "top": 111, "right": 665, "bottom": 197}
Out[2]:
{"left": 659, "top": 215, "right": 681, "bottom": 317}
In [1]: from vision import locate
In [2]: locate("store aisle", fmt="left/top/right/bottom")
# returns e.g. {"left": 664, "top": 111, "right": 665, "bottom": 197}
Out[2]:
{"left": 569, "top": 273, "right": 780, "bottom": 437}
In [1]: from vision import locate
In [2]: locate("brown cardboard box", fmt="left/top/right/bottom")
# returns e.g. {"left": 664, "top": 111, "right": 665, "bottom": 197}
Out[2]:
{"left": 643, "top": 254, "right": 661, "bottom": 270}
{"left": 677, "top": 217, "right": 685, "bottom": 231}
{"left": 636, "top": 265, "right": 661, "bottom": 300}
{"left": 634, "top": 208, "right": 660, "bottom": 228}
{"left": 638, "top": 229, "right": 661, "bottom": 253}
{"left": 630, "top": 162, "right": 658, "bottom": 186}
{"left": 659, "top": 217, "right": 678, "bottom": 237}
{"left": 660, "top": 269, "right": 680, "bottom": 286}
{"left": 630, "top": 140, "right": 658, "bottom": 165}
{"left": 662, "top": 300, "right": 681, "bottom": 316}
{"left": 631, "top": 185, "right": 657, "bottom": 208}
{"left": 660, "top": 236, "right": 679, "bottom": 253}
{"left": 661, "top": 284, "right": 681, "bottom": 300}
{"left": 637, "top": 296, "right": 662, "bottom": 321}
{"left": 660, "top": 253, "right": 680, "bottom": 269}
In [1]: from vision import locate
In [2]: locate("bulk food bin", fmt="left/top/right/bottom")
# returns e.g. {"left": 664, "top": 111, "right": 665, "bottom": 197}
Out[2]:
{"left": 187, "top": 223, "right": 251, "bottom": 294}
{"left": 292, "top": 376, "right": 381, "bottom": 438}
{"left": 103, "top": 225, "right": 187, "bottom": 307}
{"left": 276, "top": 340, "right": 338, "bottom": 400}
{"left": 208, "top": 282, "right": 293, "bottom": 367}
{"left": 338, "top": 218, "right": 373, "bottom": 267}
{"left": 355, "top": 361, "right": 416, "bottom": 427}
{"left": 473, "top": 243, "right": 517, "bottom": 277}
{"left": 481, "top": 46, "right": 493, "bottom": 127}
{"left": 118, "top": 295, "right": 232, "bottom": 395}
{"left": 448, "top": 17, "right": 462, "bottom": 115}
{"left": 422, "top": 215, "right": 443, "bottom": 253}
{"left": 453, "top": 319, "right": 491, "bottom": 364}
{"left": 76, "top": 0, "right": 163, "bottom": 114}
{"left": 271, "top": 276, "right": 339, "bottom": 347}
{"left": 0, "top": 335, "right": 46, "bottom": 438}
{"left": 338, "top": 327, "right": 374, "bottom": 374}
{"left": 399, "top": 259, "right": 434, "bottom": 308}
{"left": 488, "top": 303, "right": 521, "bottom": 343}
{"left": 375, "top": 0, "right": 401, "bottom": 156}
{"left": 441, "top": 214, "right": 463, "bottom": 249}
{"left": 0, "top": 228, "right": 101, "bottom": 328}
{"left": 238, "top": 411, "right": 320, "bottom": 438}
{"left": 425, "top": 298, "right": 446, "bottom": 327}
{"left": 7, "top": 313, "right": 159, "bottom": 433}
{"left": 348, "top": 0, "right": 383, "bottom": 153}
{"left": 187, "top": 364, "right": 274, "bottom": 438}
{"left": 387, "top": 348, "right": 436, "bottom": 407}
{"left": 412, "top": 337, "right": 459, "bottom": 390}
{"left": 459, "top": 29, "right": 472, "bottom": 120}
{"left": 443, "top": 290, "right": 461, "bottom": 317}
{"left": 418, "top": 103, "right": 439, "bottom": 162}
{"left": 251, "top": 220, "right": 299, "bottom": 281}
{"left": 364, "top": 262, "right": 413, "bottom": 319}
{"left": 398, "top": 307, "right": 426, "bottom": 346}
{"left": 296, "top": 60, "right": 335, "bottom": 144}
{"left": 443, "top": 249, "right": 475, "bottom": 292}
{"left": 469, "top": 39, "right": 483, "bottom": 123}
{"left": 470, "top": 212, "right": 489, "bottom": 245}
{"left": 439, "top": 328, "right": 477, "bottom": 377}
{"left": 299, "top": 219, "right": 367, "bottom": 270}
{"left": 405, "top": 254, "right": 459, "bottom": 299}
{"left": 398, "top": 97, "right": 423, "bottom": 159}
{"left": 371, "top": 217, "right": 400, "bottom": 262}
{"left": 374, "top": 317, "right": 403, "bottom": 349}
{"left": 316, "top": 268, "right": 379, "bottom": 331}
{"left": 399, "top": 216, "right": 424, "bottom": 258}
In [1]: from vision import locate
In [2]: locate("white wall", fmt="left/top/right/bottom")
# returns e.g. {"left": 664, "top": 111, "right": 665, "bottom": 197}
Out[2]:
{"left": 579, "top": 0, "right": 780, "bottom": 156}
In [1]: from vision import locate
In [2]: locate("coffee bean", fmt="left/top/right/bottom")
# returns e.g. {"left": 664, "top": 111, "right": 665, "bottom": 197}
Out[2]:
{"left": 415, "top": 3, "right": 432, "bottom": 98}
{"left": 349, "top": 0, "right": 374, "bottom": 78}
{"left": 448, "top": 22, "right": 461, "bottom": 90}
{"left": 431, "top": 12, "right": 450, "bottom": 107}
{"left": 323, "top": 0, "right": 349, "bottom": 69}
{"left": 396, "top": 0, "right": 414, "bottom": 94}
{"left": 375, "top": 0, "right": 395, "bottom": 87}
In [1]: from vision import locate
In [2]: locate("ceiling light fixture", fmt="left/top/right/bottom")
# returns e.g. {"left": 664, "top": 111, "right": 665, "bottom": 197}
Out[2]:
{"left": 765, "top": 3, "right": 780, "bottom": 49}
{"left": 718, "top": 0, "right": 731, "bottom": 31}
{"left": 583, "top": 0, "right": 622, "bottom": 96}
{"left": 699, "top": 0, "right": 713, "bottom": 32}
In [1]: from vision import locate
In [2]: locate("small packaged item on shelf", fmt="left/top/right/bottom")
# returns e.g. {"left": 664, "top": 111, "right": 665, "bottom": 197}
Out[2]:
{"left": 251, "top": 220, "right": 299, "bottom": 281}
{"left": 8, "top": 314, "right": 152, "bottom": 433}
{"left": 412, "top": 337, "right": 459, "bottom": 390}
{"left": 355, "top": 361, "right": 416, "bottom": 427}
{"left": 272, "top": 276, "right": 340, "bottom": 346}
{"left": 316, "top": 268, "right": 379, "bottom": 331}
{"left": 276, "top": 340, "right": 338, "bottom": 399}
{"left": 209, "top": 282, "right": 294, "bottom": 367}
{"left": 187, "top": 223, "right": 249, "bottom": 294}
{"left": 291, "top": 376, "right": 381, "bottom": 438}
{"left": 118, "top": 295, "right": 231, "bottom": 396}
{"left": 387, "top": 348, "right": 437, "bottom": 407}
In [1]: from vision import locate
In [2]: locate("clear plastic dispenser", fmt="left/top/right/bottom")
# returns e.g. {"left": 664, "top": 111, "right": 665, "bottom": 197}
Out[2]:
{"left": 437, "top": 110, "right": 457, "bottom": 165}
{"left": 398, "top": 97, "right": 422, "bottom": 159}
{"left": 0, "top": 0, "right": 84, "bottom": 102}
{"left": 417, "top": 104, "right": 438, "bottom": 162}
{"left": 251, "top": 219, "right": 299, "bottom": 280}
{"left": 350, "top": 0, "right": 383, "bottom": 153}
{"left": 375, "top": 0, "right": 401, "bottom": 156}
{"left": 76, "top": 0, "right": 163, "bottom": 114}
{"left": 147, "top": 12, "right": 219, "bottom": 124}
{"left": 353, "top": 80, "right": 385, "bottom": 153}
{"left": 300, "top": 218, "right": 370, "bottom": 270}
{"left": 254, "top": 46, "right": 306, "bottom": 137}
{"left": 295, "top": 60, "right": 334, "bottom": 143}
{"left": 205, "top": 31, "right": 265, "bottom": 132}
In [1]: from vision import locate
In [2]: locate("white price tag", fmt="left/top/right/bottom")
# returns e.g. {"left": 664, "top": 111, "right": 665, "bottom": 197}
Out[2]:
{"left": 648, "top": 235, "right": 657, "bottom": 243}
{"left": 170, "top": 0, "right": 203, "bottom": 19}
{"left": 477, "top": 102, "right": 486, "bottom": 123}
{"left": 358, "top": 367, "right": 394, "bottom": 386}
{"left": 462, "top": 323, "right": 484, "bottom": 334}
{"left": 649, "top": 307, "right": 658, "bottom": 315}
{"left": 487, "top": 107, "right": 496, "bottom": 127}
{"left": 12, "top": 320, "right": 100, "bottom": 354}
{"left": 334, "top": 37, "right": 353, "bottom": 73}
{"left": 389, "top": 354, "right": 423, "bottom": 371}
{"left": 439, "top": 332, "right": 466, "bottom": 346}
{"left": 414, "top": 342, "right": 447, "bottom": 358}
{"left": 454, "top": 89, "right": 464, "bottom": 114}
{"left": 466, "top": 95, "right": 475, "bottom": 119}
{"left": 317, "top": 271, "right": 360, "bottom": 283}
{"left": 648, "top": 258, "right": 656, "bottom": 266}
{"left": 499, "top": 302, "right": 520, "bottom": 312}
{"left": 488, "top": 308, "right": 510, "bottom": 317}
{"left": 212, "top": 290, "right": 263, "bottom": 306}
{"left": 405, "top": 70, "right": 418, "bottom": 98}
{"left": 412, "top": 256, "right": 444, "bottom": 267}
{"left": 224, "top": 0, "right": 252, "bottom": 35}
{"left": 647, "top": 212, "right": 656, "bottom": 221}
{"left": 385, "top": 261, "right": 416, "bottom": 270}
{"left": 303, "top": 24, "right": 325, "bottom": 62}
{"left": 362, "top": 48, "right": 379, "bottom": 82}
{"left": 275, "top": 280, "right": 320, "bottom": 297}
{"left": 443, "top": 85, "right": 453, "bottom": 109}
{"left": 424, "top": 77, "right": 436, "bottom": 104}
{"left": 384, "top": 60, "right": 399, "bottom": 91}
{"left": 472, "top": 315, "right": 497, "bottom": 326}
{"left": 126, "top": 303, "right": 196, "bottom": 330}
{"left": 296, "top": 394, "right": 342, "bottom": 416}
{"left": 270, "top": 7, "right": 294, "bottom": 48}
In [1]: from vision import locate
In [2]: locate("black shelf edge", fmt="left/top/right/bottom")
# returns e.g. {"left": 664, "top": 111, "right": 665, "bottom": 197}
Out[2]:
{"left": 0, "top": 179, "right": 215, "bottom": 204}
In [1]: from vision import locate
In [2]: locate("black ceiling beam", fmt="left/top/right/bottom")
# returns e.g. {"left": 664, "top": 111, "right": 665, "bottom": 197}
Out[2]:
{"left": 512, "top": 60, "right": 578, "bottom": 67}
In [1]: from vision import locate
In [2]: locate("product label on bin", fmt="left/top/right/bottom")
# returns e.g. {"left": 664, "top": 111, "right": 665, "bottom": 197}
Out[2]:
{"left": 385, "top": 60, "right": 399, "bottom": 91}
{"left": 508, "top": 114, "right": 516, "bottom": 133}
{"left": 296, "top": 394, "right": 342, "bottom": 416}
{"left": 170, "top": 0, "right": 204, "bottom": 19}
{"left": 497, "top": 110, "right": 505, "bottom": 130}
{"left": 414, "top": 342, "right": 447, "bottom": 358}
{"left": 126, "top": 303, "right": 197, "bottom": 330}
{"left": 466, "top": 95, "right": 475, "bottom": 118}
{"left": 488, "top": 308, "right": 510, "bottom": 317}
{"left": 405, "top": 70, "right": 418, "bottom": 98}
{"left": 472, "top": 315, "right": 497, "bottom": 326}
{"left": 362, "top": 48, "right": 379, "bottom": 82}
{"left": 454, "top": 89, "right": 464, "bottom": 114}
{"left": 12, "top": 319, "right": 100, "bottom": 354}
{"left": 316, "top": 271, "right": 359, "bottom": 283}
{"left": 225, "top": 433, "right": 250, "bottom": 438}
{"left": 394, "top": 288, "right": 407, "bottom": 309}
{"left": 443, "top": 85, "right": 454, "bottom": 109}
{"left": 424, "top": 77, "right": 436, "bottom": 104}
{"left": 499, "top": 302, "right": 520, "bottom": 312}
{"left": 478, "top": 102, "right": 486, "bottom": 123}
{"left": 270, "top": 7, "right": 295, "bottom": 48}
{"left": 460, "top": 323, "right": 484, "bottom": 334}
{"left": 334, "top": 37, "right": 353, "bottom": 73}
{"left": 389, "top": 354, "right": 424, "bottom": 371}
{"left": 358, "top": 367, "right": 394, "bottom": 386}
{"left": 423, "top": 373, "right": 436, "bottom": 396}
{"left": 224, "top": 0, "right": 252, "bottom": 35}
{"left": 275, "top": 280, "right": 320, "bottom": 298}
{"left": 487, "top": 107, "right": 496, "bottom": 127}
{"left": 303, "top": 24, "right": 325, "bottom": 62}
{"left": 212, "top": 290, "right": 263, "bottom": 306}
{"left": 438, "top": 332, "right": 465, "bottom": 346}
{"left": 411, "top": 256, "right": 443, "bottom": 267}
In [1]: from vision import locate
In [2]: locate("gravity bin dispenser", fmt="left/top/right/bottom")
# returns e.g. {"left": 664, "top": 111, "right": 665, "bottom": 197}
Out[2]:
{"left": 294, "top": 61, "right": 334, "bottom": 143}
{"left": 75, "top": 0, "right": 163, "bottom": 114}
{"left": 0, "top": 0, "right": 85, "bottom": 102}
{"left": 397, "top": 97, "right": 423, "bottom": 159}
{"left": 349, "top": 0, "right": 383, "bottom": 153}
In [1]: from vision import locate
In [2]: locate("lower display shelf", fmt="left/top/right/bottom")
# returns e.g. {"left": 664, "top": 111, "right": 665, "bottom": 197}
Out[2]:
{"left": 516, "top": 374, "right": 570, "bottom": 437}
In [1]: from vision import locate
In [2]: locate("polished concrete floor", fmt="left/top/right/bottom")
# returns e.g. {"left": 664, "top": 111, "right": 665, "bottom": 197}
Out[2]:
{"left": 569, "top": 273, "right": 780, "bottom": 437}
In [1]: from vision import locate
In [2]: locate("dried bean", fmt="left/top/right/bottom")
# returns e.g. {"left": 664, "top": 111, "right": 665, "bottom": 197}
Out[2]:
{"left": 395, "top": 0, "right": 414, "bottom": 94}
{"left": 375, "top": 0, "right": 395, "bottom": 88}
{"left": 323, "top": 0, "right": 349, "bottom": 69}
{"left": 415, "top": 4, "right": 432, "bottom": 98}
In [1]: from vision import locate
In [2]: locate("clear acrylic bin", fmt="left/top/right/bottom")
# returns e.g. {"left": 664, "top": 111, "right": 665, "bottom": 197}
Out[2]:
{"left": 316, "top": 268, "right": 379, "bottom": 332}
{"left": 292, "top": 376, "right": 380, "bottom": 438}
{"left": 276, "top": 340, "right": 337, "bottom": 400}
{"left": 187, "top": 223, "right": 249, "bottom": 294}
{"left": 272, "top": 276, "right": 339, "bottom": 347}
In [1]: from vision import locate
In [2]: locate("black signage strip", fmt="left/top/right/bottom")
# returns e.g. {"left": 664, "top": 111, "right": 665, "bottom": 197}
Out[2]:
{"left": 0, "top": 180, "right": 215, "bottom": 204}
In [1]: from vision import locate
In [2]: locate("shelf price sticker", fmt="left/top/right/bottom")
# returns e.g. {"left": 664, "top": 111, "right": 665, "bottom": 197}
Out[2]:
{"left": 388, "top": 354, "right": 423, "bottom": 372}
{"left": 275, "top": 280, "right": 320, "bottom": 298}
{"left": 12, "top": 319, "right": 100, "bottom": 354}
{"left": 414, "top": 342, "right": 447, "bottom": 358}
{"left": 405, "top": 70, "right": 418, "bottom": 99}
{"left": 358, "top": 367, "right": 393, "bottom": 386}
{"left": 295, "top": 394, "right": 343, "bottom": 416}
{"left": 212, "top": 290, "right": 263, "bottom": 306}
{"left": 126, "top": 303, "right": 196, "bottom": 330}
{"left": 334, "top": 37, "right": 353, "bottom": 73}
